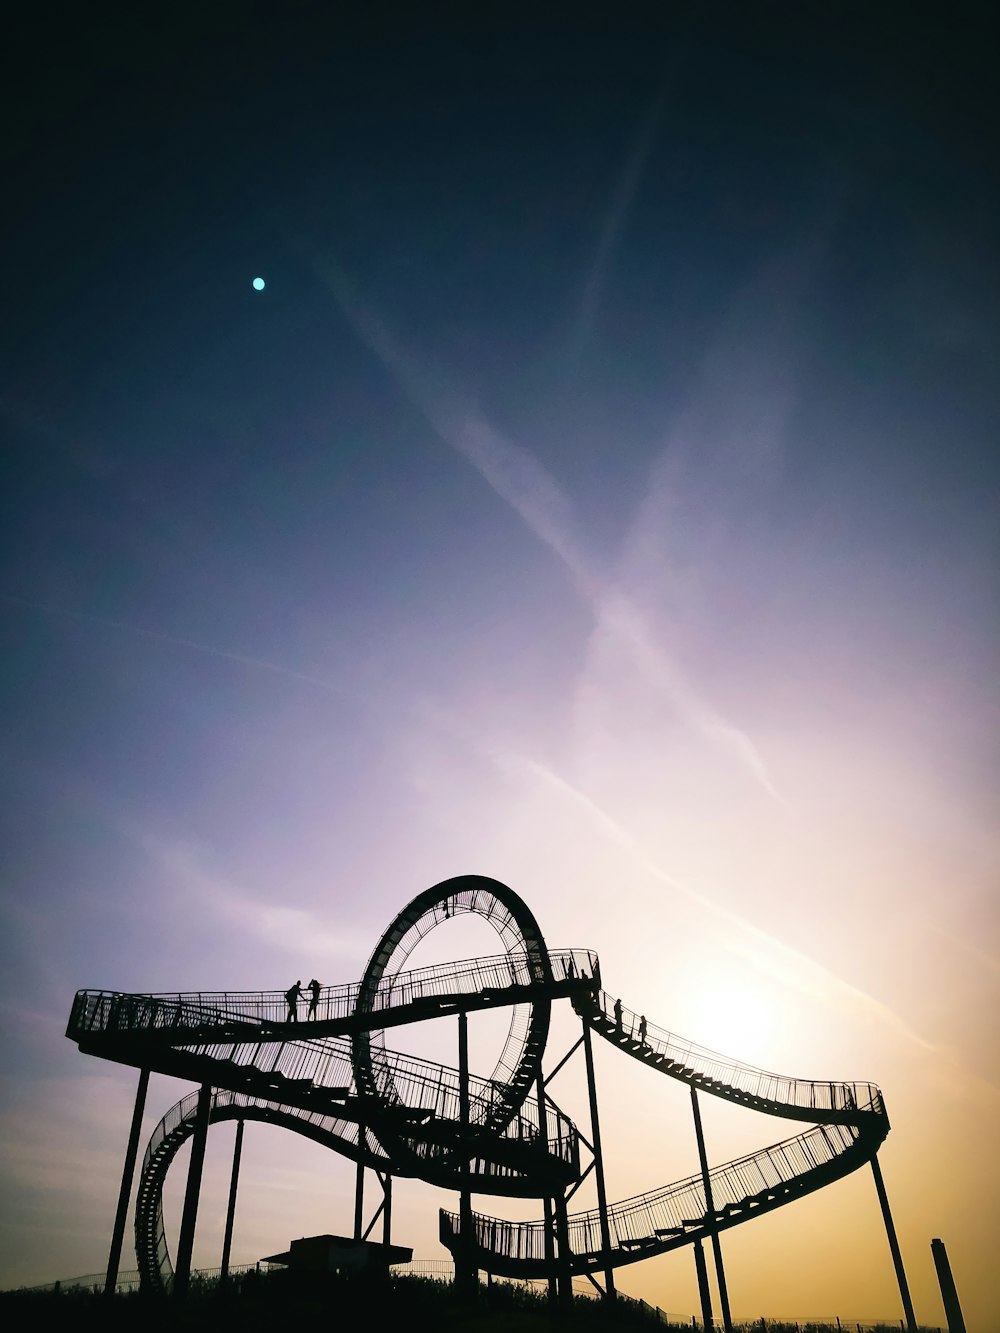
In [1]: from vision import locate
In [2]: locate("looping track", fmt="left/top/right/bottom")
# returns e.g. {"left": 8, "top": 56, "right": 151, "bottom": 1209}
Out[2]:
{"left": 65, "top": 874, "right": 889, "bottom": 1291}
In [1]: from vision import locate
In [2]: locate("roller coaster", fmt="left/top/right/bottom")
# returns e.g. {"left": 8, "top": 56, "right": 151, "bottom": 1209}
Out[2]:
{"left": 66, "top": 874, "right": 915, "bottom": 1329}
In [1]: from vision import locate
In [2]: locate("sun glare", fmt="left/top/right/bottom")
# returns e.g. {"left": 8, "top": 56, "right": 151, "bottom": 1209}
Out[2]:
{"left": 692, "top": 984, "right": 778, "bottom": 1062}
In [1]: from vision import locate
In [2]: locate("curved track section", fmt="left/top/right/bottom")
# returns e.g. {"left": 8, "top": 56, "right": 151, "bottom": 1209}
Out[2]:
{"left": 440, "top": 987, "right": 888, "bottom": 1277}
{"left": 136, "top": 1089, "right": 387, "bottom": 1294}
{"left": 352, "top": 874, "right": 554, "bottom": 1157}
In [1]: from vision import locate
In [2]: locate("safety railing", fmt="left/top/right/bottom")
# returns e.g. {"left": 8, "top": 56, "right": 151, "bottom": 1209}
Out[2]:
{"left": 443, "top": 1119, "right": 868, "bottom": 1268}
{"left": 67, "top": 950, "right": 598, "bottom": 1039}
{"left": 587, "top": 992, "right": 884, "bottom": 1119}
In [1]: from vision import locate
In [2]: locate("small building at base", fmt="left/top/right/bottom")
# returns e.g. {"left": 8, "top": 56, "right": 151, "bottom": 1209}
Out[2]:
{"left": 262, "top": 1233, "right": 413, "bottom": 1280}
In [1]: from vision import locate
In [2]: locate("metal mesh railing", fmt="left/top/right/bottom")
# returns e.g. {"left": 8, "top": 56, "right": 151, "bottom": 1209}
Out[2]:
{"left": 588, "top": 992, "right": 883, "bottom": 1118}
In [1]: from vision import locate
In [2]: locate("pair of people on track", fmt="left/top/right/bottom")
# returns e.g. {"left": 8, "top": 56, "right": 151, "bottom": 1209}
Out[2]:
{"left": 612, "top": 997, "right": 648, "bottom": 1045}
{"left": 285, "top": 978, "right": 321, "bottom": 1021}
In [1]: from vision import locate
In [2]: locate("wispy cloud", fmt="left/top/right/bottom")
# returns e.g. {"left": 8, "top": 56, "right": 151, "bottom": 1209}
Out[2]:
{"left": 504, "top": 752, "right": 937, "bottom": 1053}
{"left": 571, "top": 85, "right": 669, "bottom": 362}
{"left": 304, "top": 250, "right": 781, "bottom": 800}
{"left": 0, "top": 592, "right": 361, "bottom": 701}
{"left": 125, "top": 827, "right": 374, "bottom": 966}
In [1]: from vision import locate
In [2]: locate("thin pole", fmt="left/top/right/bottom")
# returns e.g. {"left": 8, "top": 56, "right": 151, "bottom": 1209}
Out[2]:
{"left": 690, "top": 1087, "right": 733, "bottom": 1333}
{"left": 931, "top": 1238, "right": 966, "bottom": 1333}
{"left": 693, "top": 1236, "right": 714, "bottom": 1331}
{"left": 354, "top": 1125, "right": 366, "bottom": 1240}
{"left": 220, "top": 1118, "right": 244, "bottom": 1280}
{"left": 174, "top": 1083, "right": 212, "bottom": 1299}
{"left": 582, "top": 1018, "right": 616, "bottom": 1302}
{"left": 554, "top": 1190, "right": 573, "bottom": 1307}
{"left": 456, "top": 1010, "right": 476, "bottom": 1298}
{"left": 104, "top": 1067, "right": 149, "bottom": 1297}
{"left": 536, "top": 1068, "right": 557, "bottom": 1306}
{"left": 382, "top": 1172, "right": 393, "bottom": 1246}
{"left": 871, "top": 1155, "right": 916, "bottom": 1332}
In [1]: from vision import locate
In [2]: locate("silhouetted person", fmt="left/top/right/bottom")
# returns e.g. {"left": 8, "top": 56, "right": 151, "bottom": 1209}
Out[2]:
{"left": 285, "top": 980, "right": 303, "bottom": 1022}
{"left": 307, "top": 978, "right": 321, "bottom": 1019}
{"left": 613, "top": 997, "right": 623, "bottom": 1033}
{"left": 638, "top": 1014, "right": 647, "bottom": 1044}
{"left": 564, "top": 956, "right": 576, "bottom": 980}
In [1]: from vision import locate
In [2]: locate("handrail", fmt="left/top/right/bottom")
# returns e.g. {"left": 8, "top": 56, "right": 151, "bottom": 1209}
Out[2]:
{"left": 439, "top": 986, "right": 889, "bottom": 1275}
{"left": 582, "top": 990, "right": 883, "bottom": 1118}
{"left": 68, "top": 948, "right": 598, "bottom": 1034}
{"left": 74, "top": 989, "right": 578, "bottom": 1166}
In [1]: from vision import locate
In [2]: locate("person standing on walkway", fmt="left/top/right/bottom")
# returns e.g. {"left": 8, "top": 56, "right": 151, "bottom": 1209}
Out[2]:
{"left": 307, "top": 978, "right": 321, "bottom": 1020}
{"left": 638, "top": 1014, "right": 647, "bottom": 1044}
{"left": 613, "top": 997, "right": 623, "bottom": 1033}
{"left": 285, "top": 980, "right": 303, "bottom": 1022}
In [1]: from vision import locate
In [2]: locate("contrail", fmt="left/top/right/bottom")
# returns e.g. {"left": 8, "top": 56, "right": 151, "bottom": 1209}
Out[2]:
{"left": 0, "top": 592, "right": 361, "bottom": 701}
{"left": 511, "top": 752, "right": 936, "bottom": 1052}
{"left": 571, "top": 84, "right": 668, "bottom": 362}
{"left": 301, "top": 245, "right": 782, "bottom": 801}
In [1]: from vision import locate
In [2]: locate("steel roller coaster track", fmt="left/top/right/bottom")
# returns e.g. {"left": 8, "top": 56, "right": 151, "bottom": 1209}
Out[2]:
{"left": 66, "top": 874, "right": 890, "bottom": 1297}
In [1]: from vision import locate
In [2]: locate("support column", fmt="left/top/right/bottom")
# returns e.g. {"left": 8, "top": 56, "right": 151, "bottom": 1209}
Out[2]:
{"left": 354, "top": 1126, "right": 366, "bottom": 1241}
{"left": 871, "top": 1154, "right": 917, "bottom": 1332}
{"left": 582, "top": 1018, "right": 616, "bottom": 1302}
{"left": 542, "top": 1195, "right": 557, "bottom": 1305}
{"left": 455, "top": 1011, "right": 477, "bottom": 1300}
{"left": 174, "top": 1083, "right": 211, "bottom": 1299}
{"left": 382, "top": 1172, "right": 393, "bottom": 1246}
{"left": 931, "top": 1238, "right": 966, "bottom": 1333}
{"left": 690, "top": 1087, "right": 733, "bottom": 1333}
{"left": 536, "top": 1068, "right": 557, "bottom": 1307}
{"left": 105, "top": 1067, "right": 149, "bottom": 1298}
{"left": 693, "top": 1237, "right": 714, "bottom": 1331}
{"left": 220, "top": 1118, "right": 244, "bottom": 1281}
{"left": 554, "top": 1191, "right": 573, "bottom": 1307}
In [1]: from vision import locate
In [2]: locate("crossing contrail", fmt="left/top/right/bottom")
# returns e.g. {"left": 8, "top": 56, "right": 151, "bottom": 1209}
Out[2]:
{"left": 298, "top": 245, "right": 783, "bottom": 801}
{"left": 0, "top": 592, "right": 361, "bottom": 701}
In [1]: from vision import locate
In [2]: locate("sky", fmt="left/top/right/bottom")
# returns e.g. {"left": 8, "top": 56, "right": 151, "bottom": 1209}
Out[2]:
{"left": 2, "top": 2, "right": 998, "bottom": 1327}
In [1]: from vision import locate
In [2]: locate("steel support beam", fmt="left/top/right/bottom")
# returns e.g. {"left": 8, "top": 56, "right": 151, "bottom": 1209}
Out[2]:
{"left": 582, "top": 1017, "right": 616, "bottom": 1302}
{"left": 382, "top": 1171, "right": 393, "bottom": 1246}
{"left": 536, "top": 1067, "right": 557, "bottom": 1307}
{"left": 174, "top": 1082, "right": 211, "bottom": 1299}
{"left": 220, "top": 1117, "right": 244, "bottom": 1281}
{"left": 931, "top": 1237, "right": 966, "bottom": 1333}
{"left": 104, "top": 1066, "right": 149, "bottom": 1298}
{"left": 354, "top": 1125, "right": 366, "bottom": 1240}
{"left": 871, "top": 1154, "right": 917, "bottom": 1332}
{"left": 694, "top": 1236, "right": 714, "bottom": 1331}
{"left": 691, "top": 1087, "right": 732, "bottom": 1333}
{"left": 455, "top": 1010, "right": 477, "bottom": 1300}
{"left": 554, "top": 1190, "right": 573, "bottom": 1307}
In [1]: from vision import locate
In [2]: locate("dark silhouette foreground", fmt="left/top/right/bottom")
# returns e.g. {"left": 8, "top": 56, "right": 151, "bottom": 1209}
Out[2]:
{"left": 0, "top": 1271, "right": 945, "bottom": 1333}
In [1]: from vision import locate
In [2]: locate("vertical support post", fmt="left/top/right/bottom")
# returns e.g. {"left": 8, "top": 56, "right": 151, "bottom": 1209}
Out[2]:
{"left": 931, "top": 1238, "right": 966, "bottom": 1333}
{"left": 542, "top": 1195, "right": 557, "bottom": 1305}
{"left": 174, "top": 1083, "right": 212, "bottom": 1299}
{"left": 104, "top": 1067, "right": 149, "bottom": 1298}
{"left": 536, "top": 1068, "right": 557, "bottom": 1306}
{"left": 691, "top": 1087, "right": 733, "bottom": 1333}
{"left": 220, "top": 1118, "right": 244, "bottom": 1281}
{"left": 582, "top": 1017, "right": 616, "bottom": 1302}
{"left": 554, "top": 1190, "right": 573, "bottom": 1307}
{"left": 456, "top": 1010, "right": 477, "bottom": 1299}
{"left": 870, "top": 1155, "right": 917, "bottom": 1332}
{"left": 693, "top": 1237, "right": 714, "bottom": 1331}
{"left": 382, "top": 1172, "right": 393, "bottom": 1246}
{"left": 354, "top": 1125, "right": 366, "bottom": 1241}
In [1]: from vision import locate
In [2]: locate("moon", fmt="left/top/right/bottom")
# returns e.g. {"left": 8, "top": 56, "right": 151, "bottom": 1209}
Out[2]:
{"left": 252, "top": 276, "right": 266, "bottom": 291}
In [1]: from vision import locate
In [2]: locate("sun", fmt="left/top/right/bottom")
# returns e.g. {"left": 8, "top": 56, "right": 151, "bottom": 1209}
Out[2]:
{"left": 690, "top": 983, "right": 779, "bottom": 1062}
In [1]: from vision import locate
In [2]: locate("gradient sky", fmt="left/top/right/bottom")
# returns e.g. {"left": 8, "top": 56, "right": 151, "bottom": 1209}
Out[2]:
{"left": 2, "top": 5, "right": 998, "bottom": 1328}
